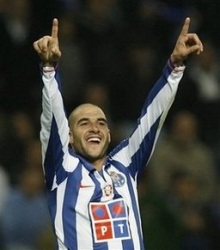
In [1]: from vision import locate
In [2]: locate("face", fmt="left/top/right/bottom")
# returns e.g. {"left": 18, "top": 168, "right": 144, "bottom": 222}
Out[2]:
{"left": 69, "top": 104, "right": 111, "bottom": 162}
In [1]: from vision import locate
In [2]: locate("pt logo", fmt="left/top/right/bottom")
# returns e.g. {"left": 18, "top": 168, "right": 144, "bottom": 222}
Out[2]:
{"left": 89, "top": 198, "right": 130, "bottom": 242}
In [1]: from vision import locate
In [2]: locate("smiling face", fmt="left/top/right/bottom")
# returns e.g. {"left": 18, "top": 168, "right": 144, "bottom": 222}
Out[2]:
{"left": 69, "top": 104, "right": 111, "bottom": 169}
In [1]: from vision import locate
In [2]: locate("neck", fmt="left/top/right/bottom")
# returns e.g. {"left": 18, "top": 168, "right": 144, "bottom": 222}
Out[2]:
{"left": 92, "top": 158, "right": 106, "bottom": 172}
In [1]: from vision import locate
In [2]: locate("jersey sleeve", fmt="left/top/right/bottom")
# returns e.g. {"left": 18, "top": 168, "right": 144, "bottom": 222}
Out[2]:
{"left": 40, "top": 66, "right": 79, "bottom": 191}
{"left": 110, "top": 60, "right": 185, "bottom": 177}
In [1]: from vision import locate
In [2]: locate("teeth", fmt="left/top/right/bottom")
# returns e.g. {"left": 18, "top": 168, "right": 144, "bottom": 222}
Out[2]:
{"left": 87, "top": 138, "right": 101, "bottom": 142}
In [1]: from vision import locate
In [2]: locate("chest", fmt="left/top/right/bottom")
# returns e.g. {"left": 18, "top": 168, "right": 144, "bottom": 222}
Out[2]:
{"left": 77, "top": 166, "right": 129, "bottom": 202}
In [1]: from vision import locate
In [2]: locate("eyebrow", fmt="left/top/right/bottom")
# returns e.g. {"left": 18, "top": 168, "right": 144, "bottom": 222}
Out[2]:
{"left": 77, "top": 117, "right": 108, "bottom": 125}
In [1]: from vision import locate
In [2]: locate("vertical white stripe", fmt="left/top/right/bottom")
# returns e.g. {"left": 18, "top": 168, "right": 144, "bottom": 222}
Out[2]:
{"left": 40, "top": 92, "right": 52, "bottom": 165}
{"left": 65, "top": 155, "right": 79, "bottom": 172}
{"left": 55, "top": 179, "right": 68, "bottom": 250}
{"left": 94, "top": 170, "right": 114, "bottom": 202}
{"left": 127, "top": 178, "right": 141, "bottom": 250}
{"left": 108, "top": 239, "right": 123, "bottom": 249}
{"left": 75, "top": 168, "right": 95, "bottom": 249}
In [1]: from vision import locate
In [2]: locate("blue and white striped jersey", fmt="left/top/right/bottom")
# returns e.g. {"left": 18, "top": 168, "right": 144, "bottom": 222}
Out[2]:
{"left": 40, "top": 60, "right": 185, "bottom": 250}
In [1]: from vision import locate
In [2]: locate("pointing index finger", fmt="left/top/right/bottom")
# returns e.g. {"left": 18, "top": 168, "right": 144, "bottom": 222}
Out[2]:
{"left": 51, "top": 18, "right": 59, "bottom": 38}
{"left": 180, "top": 17, "right": 190, "bottom": 36}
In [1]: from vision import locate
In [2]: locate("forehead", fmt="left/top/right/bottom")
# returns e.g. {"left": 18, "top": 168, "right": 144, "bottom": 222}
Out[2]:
{"left": 70, "top": 104, "right": 106, "bottom": 124}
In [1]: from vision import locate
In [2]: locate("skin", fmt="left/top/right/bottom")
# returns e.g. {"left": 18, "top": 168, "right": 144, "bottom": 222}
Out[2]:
{"left": 68, "top": 103, "right": 111, "bottom": 170}
{"left": 33, "top": 17, "right": 203, "bottom": 170}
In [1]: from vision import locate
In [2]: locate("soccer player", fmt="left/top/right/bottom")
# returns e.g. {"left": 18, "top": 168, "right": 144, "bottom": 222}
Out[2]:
{"left": 33, "top": 17, "right": 203, "bottom": 250}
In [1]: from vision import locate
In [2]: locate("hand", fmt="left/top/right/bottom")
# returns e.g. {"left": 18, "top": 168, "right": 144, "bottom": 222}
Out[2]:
{"left": 171, "top": 17, "right": 203, "bottom": 67}
{"left": 33, "top": 18, "right": 61, "bottom": 66}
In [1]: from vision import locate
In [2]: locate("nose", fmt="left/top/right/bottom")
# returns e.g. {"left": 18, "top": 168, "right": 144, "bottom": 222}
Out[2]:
{"left": 90, "top": 122, "right": 99, "bottom": 132}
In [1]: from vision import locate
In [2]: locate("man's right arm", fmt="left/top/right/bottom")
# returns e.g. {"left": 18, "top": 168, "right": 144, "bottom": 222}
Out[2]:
{"left": 40, "top": 65, "right": 72, "bottom": 190}
{"left": 33, "top": 19, "right": 79, "bottom": 190}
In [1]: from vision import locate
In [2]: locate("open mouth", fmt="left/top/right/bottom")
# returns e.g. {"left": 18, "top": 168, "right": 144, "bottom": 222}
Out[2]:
{"left": 87, "top": 137, "right": 101, "bottom": 144}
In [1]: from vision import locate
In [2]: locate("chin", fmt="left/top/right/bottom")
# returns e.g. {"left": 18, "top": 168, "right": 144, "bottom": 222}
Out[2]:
{"left": 87, "top": 153, "right": 104, "bottom": 161}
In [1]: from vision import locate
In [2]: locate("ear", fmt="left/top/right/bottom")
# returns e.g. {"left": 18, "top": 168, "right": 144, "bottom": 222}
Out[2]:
{"left": 108, "top": 129, "right": 111, "bottom": 143}
{"left": 69, "top": 131, "right": 74, "bottom": 145}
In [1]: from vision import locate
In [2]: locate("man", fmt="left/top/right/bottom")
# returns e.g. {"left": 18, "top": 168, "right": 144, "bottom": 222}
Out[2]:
{"left": 33, "top": 17, "right": 203, "bottom": 250}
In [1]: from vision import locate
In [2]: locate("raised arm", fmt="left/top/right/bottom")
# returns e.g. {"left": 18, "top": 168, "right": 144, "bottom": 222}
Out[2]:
{"left": 111, "top": 17, "right": 203, "bottom": 176}
{"left": 33, "top": 19, "right": 75, "bottom": 190}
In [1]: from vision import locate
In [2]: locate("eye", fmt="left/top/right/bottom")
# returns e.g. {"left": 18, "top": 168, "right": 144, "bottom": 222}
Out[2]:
{"left": 80, "top": 121, "right": 88, "bottom": 126}
{"left": 98, "top": 121, "right": 107, "bottom": 126}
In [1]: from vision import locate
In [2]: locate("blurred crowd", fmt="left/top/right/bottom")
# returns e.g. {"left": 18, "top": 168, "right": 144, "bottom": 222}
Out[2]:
{"left": 0, "top": 0, "right": 220, "bottom": 249}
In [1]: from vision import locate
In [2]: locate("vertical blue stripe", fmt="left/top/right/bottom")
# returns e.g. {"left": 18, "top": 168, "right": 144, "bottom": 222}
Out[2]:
{"left": 126, "top": 174, "right": 144, "bottom": 250}
{"left": 54, "top": 67, "right": 63, "bottom": 93}
{"left": 44, "top": 116, "right": 68, "bottom": 190}
{"left": 140, "top": 63, "right": 172, "bottom": 119}
{"left": 46, "top": 189, "right": 58, "bottom": 249}
{"left": 62, "top": 163, "right": 82, "bottom": 249}
{"left": 129, "top": 115, "right": 162, "bottom": 177}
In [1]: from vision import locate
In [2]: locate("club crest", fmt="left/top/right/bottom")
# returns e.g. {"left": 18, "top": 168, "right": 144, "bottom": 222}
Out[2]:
{"left": 109, "top": 171, "right": 125, "bottom": 187}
